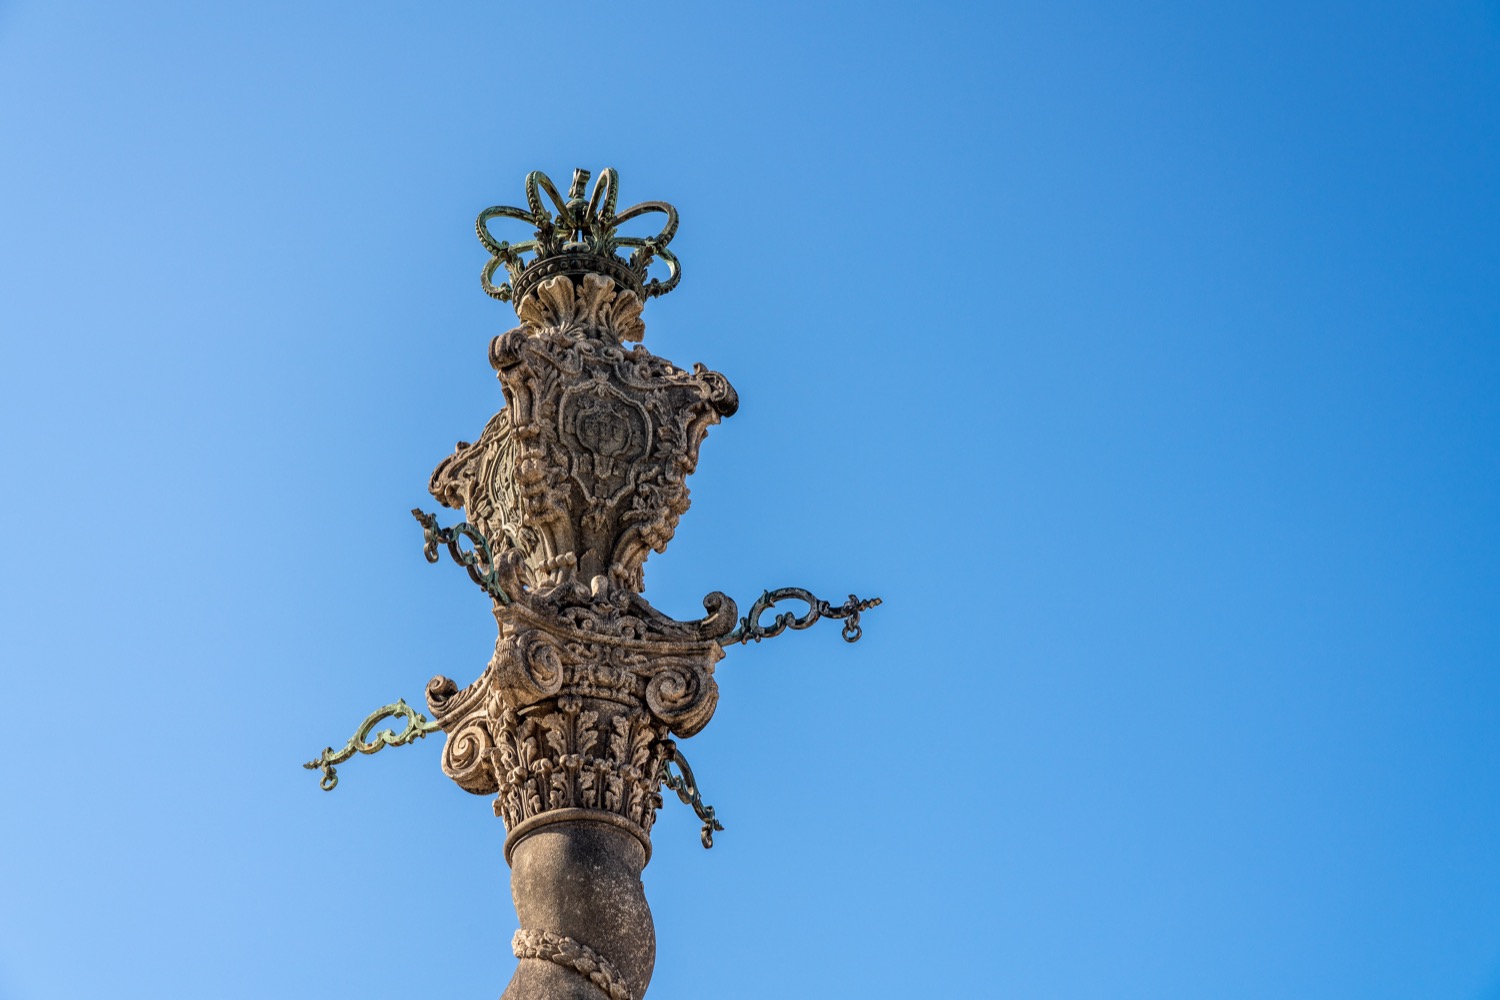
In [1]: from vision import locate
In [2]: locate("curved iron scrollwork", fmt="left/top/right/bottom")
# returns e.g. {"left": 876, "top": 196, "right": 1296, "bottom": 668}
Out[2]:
{"left": 660, "top": 744, "right": 724, "bottom": 849}
{"left": 477, "top": 167, "right": 681, "bottom": 304}
{"left": 412, "top": 507, "right": 512, "bottom": 605}
{"left": 303, "top": 699, "right": 441, "bottom": 791}
{"left": 721, "top": 588, "right": 882, "bottom": 645}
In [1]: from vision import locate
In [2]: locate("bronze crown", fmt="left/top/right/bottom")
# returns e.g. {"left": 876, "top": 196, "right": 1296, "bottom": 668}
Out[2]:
{"left": 477, "top": 168, "right": 680, "bottom": 309}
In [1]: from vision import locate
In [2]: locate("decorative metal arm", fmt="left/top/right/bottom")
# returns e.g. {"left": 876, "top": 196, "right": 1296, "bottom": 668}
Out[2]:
{"left": 412, "top": 507, "right": 512, "bottom": 605}
{"left": 660, "top": 744, "right": 724, "bottom": 849}
{"left": 721, "top": 588, "right": 882, "bottom": 645}
{"left": 303, "top": 699, "right": 441, "bottom": 791}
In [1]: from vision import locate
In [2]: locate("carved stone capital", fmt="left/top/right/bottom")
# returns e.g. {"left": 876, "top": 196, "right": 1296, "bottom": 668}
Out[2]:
{"left": 425, "top": 589, "right": 730, "bottom": 844}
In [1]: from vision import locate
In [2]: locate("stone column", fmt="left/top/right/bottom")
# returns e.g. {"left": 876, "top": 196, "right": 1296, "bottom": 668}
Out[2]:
{"left": 422, "top": 194, "right": 738, "bottom": 997}
{"left": 400, "top": 167, "right": 875, "bottom": 999}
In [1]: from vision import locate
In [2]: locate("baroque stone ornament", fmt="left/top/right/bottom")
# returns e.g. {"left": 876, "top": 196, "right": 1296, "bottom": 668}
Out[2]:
{"left": 307, "top": 168, "right": 879, "bottom": 1000}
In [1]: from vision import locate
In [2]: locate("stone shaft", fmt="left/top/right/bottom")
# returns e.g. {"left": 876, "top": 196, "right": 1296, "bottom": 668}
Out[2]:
{"left": 505, "top": 823, "right": 653, "bottom": 1000}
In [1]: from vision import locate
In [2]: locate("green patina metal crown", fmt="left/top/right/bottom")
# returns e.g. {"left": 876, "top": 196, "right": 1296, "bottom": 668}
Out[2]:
{"left": 477, "top": 167, "right": 680, "bottom": 308}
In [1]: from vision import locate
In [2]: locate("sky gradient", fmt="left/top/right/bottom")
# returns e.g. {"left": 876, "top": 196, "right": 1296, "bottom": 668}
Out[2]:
{"left": 2, "top": 2, "right": 1499, "bottom": 998}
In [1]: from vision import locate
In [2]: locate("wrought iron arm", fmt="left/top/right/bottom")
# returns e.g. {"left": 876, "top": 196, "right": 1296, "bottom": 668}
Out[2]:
{"left": 721, "top": 588, "right": 882, "bottom": 645}
{"left": 660, "top": 743, "right": 724, "bottom": 849}
{"left": 303, "top": 699, "right": 441, "bottom": 791}
{"left": 412, "top": 507, "right": 512, "bottom": 605}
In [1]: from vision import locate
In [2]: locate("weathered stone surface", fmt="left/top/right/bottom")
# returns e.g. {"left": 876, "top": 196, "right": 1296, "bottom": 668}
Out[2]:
{"left": 406, "top": 168, "right": 876, "bottom": 999}
{"left": 427, "top": 265, "right": 735, "bottom": 999}
{"left": 505, "top": 823, "right": 653, "bottom": 1000}
{"left": 430, "top": 273, "right": 736, "bottom": 598}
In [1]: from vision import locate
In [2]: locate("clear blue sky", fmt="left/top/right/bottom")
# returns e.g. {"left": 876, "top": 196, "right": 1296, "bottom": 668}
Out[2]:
{"left": 2, "top": 2, "right": 1498, "bottom": 998}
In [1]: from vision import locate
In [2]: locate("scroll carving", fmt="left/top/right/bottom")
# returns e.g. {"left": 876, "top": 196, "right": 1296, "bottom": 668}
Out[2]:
{"left": 493, "top": 629, "right": 566, "bottom": 704}
{"left": 644, "top": 660, "right": 717, "bottom": 739}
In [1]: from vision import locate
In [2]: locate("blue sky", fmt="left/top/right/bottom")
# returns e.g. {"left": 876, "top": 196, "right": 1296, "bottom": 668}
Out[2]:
{"left": 2, "top": 2, "right": 1498, "bottom": 997}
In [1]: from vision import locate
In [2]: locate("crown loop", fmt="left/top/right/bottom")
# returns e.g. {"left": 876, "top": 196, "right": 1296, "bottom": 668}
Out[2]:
{"left": 641, "top": 247, "right": 680, "bottom": 298}
{"left": 477, "top": 205, "right": 537, "bottom": 256}
{"left": 587, "top": 168, "right": 619, "bottom": 224}
{"left": 481, "top": 257, "right": 513, "bottom": 302}
{"left": 525, "top": 170, "right": 575, "bottom": 229}
{"left": 613, "top": 200, "right": 679, "bottom": 249}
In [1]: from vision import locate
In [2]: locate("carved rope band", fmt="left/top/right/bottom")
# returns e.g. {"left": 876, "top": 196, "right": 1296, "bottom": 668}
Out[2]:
{"left": 512, "top": 928, "right": 633, "bottom": 1000}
